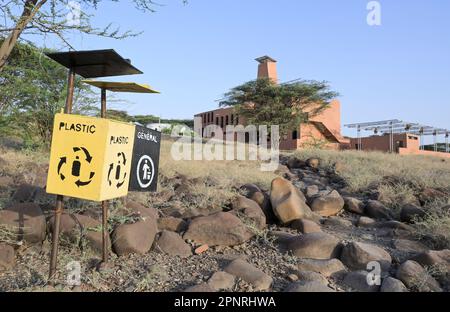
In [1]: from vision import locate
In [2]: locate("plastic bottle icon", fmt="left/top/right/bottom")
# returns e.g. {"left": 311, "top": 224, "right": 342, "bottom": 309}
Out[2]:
{"left": 72, "top": 156, "right": 81, "bottom": 177}
{"left": 115, "top": 161, "right": 121, "bottom": 180}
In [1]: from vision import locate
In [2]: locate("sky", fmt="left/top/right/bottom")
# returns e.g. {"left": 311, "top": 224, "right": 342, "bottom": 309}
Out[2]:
{"left": 30, "top": 0, "right": 450, "bottom": 139}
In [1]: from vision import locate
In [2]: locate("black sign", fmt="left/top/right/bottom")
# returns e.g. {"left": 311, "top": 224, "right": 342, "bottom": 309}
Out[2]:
{"left": 128, "top": 125, "right": 161, "bottom": 192}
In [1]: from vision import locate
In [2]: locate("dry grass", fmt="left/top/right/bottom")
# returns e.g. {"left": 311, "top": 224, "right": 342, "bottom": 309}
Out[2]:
{"left": 289, "top": 149, "right": 450, "bottom": 193}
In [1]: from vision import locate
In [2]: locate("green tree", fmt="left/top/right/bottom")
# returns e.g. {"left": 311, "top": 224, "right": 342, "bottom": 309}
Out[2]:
{"left": 219, "top": 78, "right": 339, "bottom": 136}
{"left": 106, "top": 109, "right": 132, "bottom": 122}
{"left": 0, "top": 40, "right": 97, "bottom": 147}
{"left": 0, "top": 0, "right": 187, "bottom": 71}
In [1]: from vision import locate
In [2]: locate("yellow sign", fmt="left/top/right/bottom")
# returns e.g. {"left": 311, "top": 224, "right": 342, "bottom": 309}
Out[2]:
{"left": 46, "top": 113, "right": 135, "bottom": 201}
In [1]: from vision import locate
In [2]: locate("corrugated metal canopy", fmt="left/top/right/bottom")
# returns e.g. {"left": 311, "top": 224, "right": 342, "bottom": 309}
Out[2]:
{"left": 45, "top": 49, "right": 143, "bottom": 78}
{"left": 82, "top": 80, "right": 159, "bottom": 93}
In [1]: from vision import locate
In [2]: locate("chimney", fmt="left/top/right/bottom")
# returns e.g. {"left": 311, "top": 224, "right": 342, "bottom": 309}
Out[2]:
{"left": 255, "top": 55, "right": 278, "bottom": 83}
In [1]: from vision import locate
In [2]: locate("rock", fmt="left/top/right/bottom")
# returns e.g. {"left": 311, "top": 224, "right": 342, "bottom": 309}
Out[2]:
{"left": 157, "top": 217, "right": 187, "bottom": 233}
{"left": 224, "top": 259, "right": 273, "bottom": 291}
{"left": 393, "top": 239, "right": 429, "bottom": 255}
{"left": 365, "top": 200, "right": 394, "bottom": 220}
{"left": 239, "top": 183, "right": 262, "bottom": 197}
{"left": 11, "top": 184, "right": 42, "bottom": 202}
{"left": 207, "top": 271, "right": 235, "bottom": 291}
{"left": 184, "top": 283, "right": 215, "bottom": 292}
{"left": 287, "top": 157, "right": 306, "bottom": 169}
{"left": 306, "top": 158, "right": 320, "bottom": 169}
{"left": 373, "top": 220, "right": 414, "bottom": 231}
{"left": 411, "top": 250, "right": 450, "bottom": 270}
{"left": 418, "top": 188, "right": 447, "bottom": 205}
{"left": 340, "top": 241, "right": 392, "bottom": 271}
{"left": 0, "top": 203, "right": 46, "bottom": 243}
{"left": 0, "top": 243, "right": 15, "bottom": 271}
{"left": 284, "top": 280, "right": 334, "bottom": 292}
{"left": 155, "top": 230, "right": 191, "bottom": 258}
{"left": 194, "top": 244, "right": 209, "bottom": 255}
{"left": 310, "top": 190, "right": 344, "bottom": 217}
{"left": 270, "top": 177, "right": 313, "bottom": 224}
{"left": 323, "top": 216, "right": 353, "bottom": 229}
{"left": 183, "top": 212, "right": 253, "bottom": 246}
{"left": 48, "top": 213, "right": 110, "bottom": 254}
{"left": 297, "top": 258, "right": 346, "bottom": 277}
{"left": 357, "top": 216, "right": 376, "bottom": 227}
{"left": 396, "top": 260, "right": 442, "bottom": 292}
{"left": 290, "top": 219, "right": 322, "bottom": 234}
{"left": 343, "top": 270, "right": 380, "bottom": 292}
{"left": 112, "top": 215, "right": 158, "bottom": 256}
{"left": 287, "top": 232, "right": 341, "bottom": 260}
{"left": 380, "top": 277, "right": 408, "bottom": 292}
{"left": 400, "top": 204, "right": 426, "bottom": 223}
{"left": 344, "top": 197, "right": 365, "bottom": 215}
{"left": 305, "top": 185, "right": 319, "bottom": 199}
{"left": 249, "top": 191, "right": 276, "bottom": 224}
{"left": 231, "top": 195, "right": 266, "bottom": 230}
{"left": 294, "top": 270, "right": 328, "bottom": 285}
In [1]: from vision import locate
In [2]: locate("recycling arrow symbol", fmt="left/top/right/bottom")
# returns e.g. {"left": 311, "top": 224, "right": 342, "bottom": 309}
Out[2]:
{"left": 57, "top": 146, "right": 95, "bottom": 187}
{"left": 107, "top": 152, "right": 127, "bottom": 189}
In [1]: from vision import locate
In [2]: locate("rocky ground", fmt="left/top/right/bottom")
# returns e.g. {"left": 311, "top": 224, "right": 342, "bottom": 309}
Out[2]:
{"left": 0, "top": 147, "right": 449, "bottom": 292}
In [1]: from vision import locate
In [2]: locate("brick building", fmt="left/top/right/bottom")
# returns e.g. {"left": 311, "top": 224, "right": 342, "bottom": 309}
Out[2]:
{"left": 194, "top": 56, "right": 349, "bottom": 150}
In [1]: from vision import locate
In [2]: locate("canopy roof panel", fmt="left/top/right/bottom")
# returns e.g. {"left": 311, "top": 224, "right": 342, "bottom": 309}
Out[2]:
{"left": 82, "top": 80, "right": 159, "bottom": 93}
{"left": 345, "top": 120, "right": 449, "bottom": 136}
{"left": 45, "top": 49, "right": 143, "bottom": 78}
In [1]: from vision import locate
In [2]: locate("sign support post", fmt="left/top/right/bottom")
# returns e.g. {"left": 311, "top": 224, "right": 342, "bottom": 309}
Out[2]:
{"left": 49, "top": 68, "right": 75, "bottom": 284}
{"left": 100, "top": 88, "right": 109, "bottom": 265}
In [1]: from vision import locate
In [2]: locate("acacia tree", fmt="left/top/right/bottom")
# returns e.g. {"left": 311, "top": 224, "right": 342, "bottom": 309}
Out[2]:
{"left": 219, "top": 78, "right": 339, "bottom": 136}
{"left": 0, "top": 0, "right": 186, "bottom": 71}
{"left": 0, "top": 40, "right": 97, "bottom": 146}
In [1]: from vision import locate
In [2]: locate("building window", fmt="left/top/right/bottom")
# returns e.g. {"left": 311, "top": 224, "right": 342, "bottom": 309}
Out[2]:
{"left": 216, "top": 117, "right": 219, "bottom": 125}
{"left": 292, "top": 130, "right": 298, "bottom": 140}
{"left": 211, "top": 112, "right": 213, "bottom": 123}
{"left": 220, "top": 116, "right": 224, "bottom": 128}
{"left": 231, "top": 114, "right": 234, "bottom": 125}
{"left": 225, "top": 115, "right": 229, "bottom": 125}
{"left": 203, "top": 114, "right": 206, "bottom": 124}
{"left": 236, "top": 116, "right": 239, "bottom": 125}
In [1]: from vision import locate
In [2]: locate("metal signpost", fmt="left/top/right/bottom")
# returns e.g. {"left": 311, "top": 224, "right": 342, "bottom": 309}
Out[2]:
{"left": 45, "top": 50, "right": 143, "bottom": 283}
{"left": 82, "top": 80, "right": 159, "bottom": 264}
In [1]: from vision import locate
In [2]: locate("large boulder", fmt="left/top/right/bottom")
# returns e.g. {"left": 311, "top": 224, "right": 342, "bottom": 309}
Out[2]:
{"left": 340, "top": 241, "right": 392, "bottom": 271}
{"left": 380, "top": 277, "right": 408, "bottom": 292}
{"left": 310, "top": 190, "right": 344, "bottom": 217}
{"left": 0, "top": 203, "right": 46, "bottom": 243}
{"left": 343, "top": 197, "right": 365, "bottom": 215}
{"left": 393, "top": 239, "right": 429, "bottom": 255}
{"left": 183, "top": 212, "right": 253, "bottom": 246}
{"left": 287, "top": 232, "right": 341, "bottom": 260}
{"left": 207, "top": 271, "right": 236, "bottom": 291}
{"left": 400, "top": 204, "right": 426, "bottom": 223}
{"left": 231, "top": 195, "right": 266, "bottom": 230}
{"left": 0, "top": 243, "right": 15, "bottom": 271}
{"left": 112, "top": 215, "right": 158, "bottom": 256}
{"left": 11, "top": 184, "right": 42, "bottom": 202}
{"left": 284, "top": 280, "right": 334, "bottom": 292}
{"left": 396, "top": 260, "right": 442, "bottom": 292}
{"left": 290, "top": 219, "right": 322, "bottom": 234}
{"left": 224, "top": 259, "right": 272, "bottom": 291}
{"left": 48, "top": 213, "right": 110, "bottom": 254}
{"left": 270, "top": 177, "right": 313, "bottom": 224}
{"left": 365, "top": 200, "right": 394, "bottom": 220}
{"left": 343, "top": 270, "right": 380, "bottom": 292}
{"left": 155, "top": 230, "right": 191, "bottom": 258}
{"left": 296, "top": 258, "right": 346, "bottom": 277}
{"left": 411, "top": 249, "right": 450, "bottom": 271}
